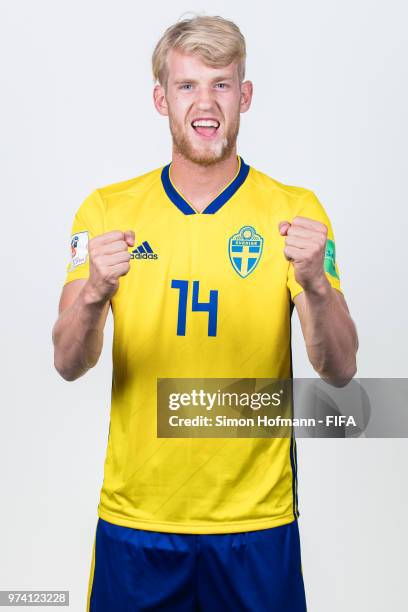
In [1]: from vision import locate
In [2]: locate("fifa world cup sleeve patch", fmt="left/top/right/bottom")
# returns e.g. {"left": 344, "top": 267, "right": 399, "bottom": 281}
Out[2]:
{"left": 69, "top": 230, "right": 89, "bottom": 270}
{"left": 324, "top": 238, "right": 339, "bottom": 279}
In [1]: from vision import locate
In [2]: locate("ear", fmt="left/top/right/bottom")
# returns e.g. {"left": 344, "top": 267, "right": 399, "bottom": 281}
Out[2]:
{"left": 240, "top": 80, "right": 253, "bottom": 114}
{"left": 153, "top": 84, "right": 168, "bottom": 117}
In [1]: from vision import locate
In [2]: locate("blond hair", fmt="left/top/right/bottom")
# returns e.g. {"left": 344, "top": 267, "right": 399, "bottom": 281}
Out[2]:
{"left": 152, "top": 15, "right": 246, "bottom": 88}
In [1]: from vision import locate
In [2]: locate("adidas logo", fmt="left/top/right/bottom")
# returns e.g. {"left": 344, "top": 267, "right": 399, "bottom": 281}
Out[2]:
{"left": 130, "top": 240, "right": 158, "bottom": 260}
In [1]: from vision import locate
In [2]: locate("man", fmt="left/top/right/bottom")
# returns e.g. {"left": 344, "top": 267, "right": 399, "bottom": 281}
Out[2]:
{"left": 52, "top": 14, "right": 358, "bottom": 612}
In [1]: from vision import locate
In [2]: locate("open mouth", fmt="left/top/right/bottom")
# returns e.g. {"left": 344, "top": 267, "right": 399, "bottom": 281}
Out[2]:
{"left": 191, "top": 119, "right": 220, "bottom": 138}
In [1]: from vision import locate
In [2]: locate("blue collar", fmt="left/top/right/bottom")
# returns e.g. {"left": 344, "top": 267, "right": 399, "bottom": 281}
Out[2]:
{"left": 160, "top": 156, "right": 250, "bottom": 215}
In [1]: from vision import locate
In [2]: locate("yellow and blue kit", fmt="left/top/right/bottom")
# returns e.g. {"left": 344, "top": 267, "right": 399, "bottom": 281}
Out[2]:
{"left": 64, "top": 155, "right": 342, "bottom": 610}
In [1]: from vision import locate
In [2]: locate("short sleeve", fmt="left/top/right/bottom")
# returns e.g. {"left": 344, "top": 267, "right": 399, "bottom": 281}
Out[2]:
{"left": 287, "top": 190, "right": 343, "bottom": 301}
{"left": 63, "top": 189, "right": 106, "bottom": 286}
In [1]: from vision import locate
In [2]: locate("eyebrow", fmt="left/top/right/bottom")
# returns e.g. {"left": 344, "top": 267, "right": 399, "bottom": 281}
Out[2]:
{"left": 173, "top": 76, "right": 234, "bottom": 84}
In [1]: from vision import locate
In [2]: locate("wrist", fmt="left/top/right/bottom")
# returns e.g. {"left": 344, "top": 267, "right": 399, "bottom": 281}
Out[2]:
{"left": 303, "top": 275, "right": 332, "bottom": 299}
{"left": 82, "top": 281, "right": 109, "bottom": 308}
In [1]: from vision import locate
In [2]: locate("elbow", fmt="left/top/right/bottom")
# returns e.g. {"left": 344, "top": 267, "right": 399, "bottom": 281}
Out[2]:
{"left": 52, "top": 326, "right": 91, "bottom": 382}
{"left": 53, "top": 346, "right": 88, "bottom": 382}
{"left": 53, "top": 351, "right": 95, "bottom": 382}
{"left": 54, "top": 358, "right": 79, "bottom": 382}
{"left": 330, "top": 366, "right": 357, "bottom": 388}
{"left": 318, "top": 361, "right": 357, "bottom": 388}
{"left": 52, "top": 330, "right": 75, "bottom": 381}
{"left": 312, "top": 323, "right": 359, "bottom": 388}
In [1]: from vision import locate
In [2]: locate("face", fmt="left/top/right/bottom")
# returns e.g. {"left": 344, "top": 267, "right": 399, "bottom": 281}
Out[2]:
{"left": 153, "top": 49, "right": 253, "bottom": 166}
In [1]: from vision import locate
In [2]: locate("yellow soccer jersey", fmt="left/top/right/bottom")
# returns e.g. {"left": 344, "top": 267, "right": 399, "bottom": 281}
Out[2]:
{"left": 64, "top": 155, "right": 342, "bottom": 534}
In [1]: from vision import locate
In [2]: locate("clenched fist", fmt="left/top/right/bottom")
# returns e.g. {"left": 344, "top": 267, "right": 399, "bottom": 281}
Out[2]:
{"left": 279, "top": 216, "right": 329, "bottom": 293}
{"left": 85, "top": 230, "right": 135, "bottom": 303}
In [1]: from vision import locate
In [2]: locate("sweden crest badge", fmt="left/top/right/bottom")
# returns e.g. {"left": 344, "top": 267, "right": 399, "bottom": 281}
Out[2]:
{"left": 229, "top": 226, "right": 263, "bottom": 278}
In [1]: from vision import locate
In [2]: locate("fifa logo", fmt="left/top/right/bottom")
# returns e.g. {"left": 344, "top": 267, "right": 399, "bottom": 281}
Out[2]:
{"left": 71, "top": 235, "right": 79, "bottom": 257}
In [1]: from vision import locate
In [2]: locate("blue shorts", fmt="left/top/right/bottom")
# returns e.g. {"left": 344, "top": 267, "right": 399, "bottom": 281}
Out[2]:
{"left": 87, "top": 518, "right": 307, "bottom": 611}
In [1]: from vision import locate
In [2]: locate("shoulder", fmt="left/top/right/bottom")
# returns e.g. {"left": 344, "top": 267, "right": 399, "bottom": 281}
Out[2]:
{"left": 247, "top": 162, "right": 330, "bottom": 219}
{"left": 247, "top": 163, "right": 312, "bottom": 202}
{"left": 73, "top": 165, "right": 164, "bottom": 222}
{"left": 96, "top": 165, "right": 163, "bottom": 203}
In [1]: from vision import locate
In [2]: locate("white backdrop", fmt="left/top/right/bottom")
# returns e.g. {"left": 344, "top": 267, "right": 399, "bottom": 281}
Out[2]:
{"left": 1, "top": 1, "right": 407, "bottom": 610}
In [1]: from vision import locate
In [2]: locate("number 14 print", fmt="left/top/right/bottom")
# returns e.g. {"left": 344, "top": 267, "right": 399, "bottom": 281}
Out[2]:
{"left": 171, "top": 280, "right": 218, "bottom": 337}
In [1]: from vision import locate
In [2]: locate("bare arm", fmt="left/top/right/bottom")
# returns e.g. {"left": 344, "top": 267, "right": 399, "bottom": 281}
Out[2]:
{"left": 293, "top": 285, "right": 358, "bottom": 387}
{"left": 279, "top": 214, "right": 358, "bottom": 387}
{"left": 52, "top": 280, "right": 110, "bottom": 381}
{"left": 52, "top": 229, "right": 135, "bottom": 381}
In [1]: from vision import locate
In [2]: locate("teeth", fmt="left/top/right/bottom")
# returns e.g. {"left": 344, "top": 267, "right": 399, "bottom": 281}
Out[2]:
{"left": 192, "top": 119, "right": 219, "bottom": 128}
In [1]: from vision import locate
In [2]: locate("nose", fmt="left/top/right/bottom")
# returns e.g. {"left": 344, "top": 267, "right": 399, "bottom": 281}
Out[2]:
{"left": 194, "top": 85, "right": 217, "bottom": 110}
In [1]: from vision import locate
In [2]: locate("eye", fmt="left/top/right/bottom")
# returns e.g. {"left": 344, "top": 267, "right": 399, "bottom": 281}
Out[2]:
{"left": 216, "top": 82, "right": 229, "bottom": 89}
{"left": 179, "top": 83, "right": 193, "bottom": 90}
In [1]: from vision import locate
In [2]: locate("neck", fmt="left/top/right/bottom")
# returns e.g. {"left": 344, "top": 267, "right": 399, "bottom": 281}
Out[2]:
{"left": 169, "top": 148, "right": 239, "bottom": 213}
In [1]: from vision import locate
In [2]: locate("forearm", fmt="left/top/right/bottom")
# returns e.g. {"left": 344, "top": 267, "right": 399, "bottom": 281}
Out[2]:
{"left": 300, "top": 281, "right": 358, "bottom": 386}
{"left": 52, "top": 283, "right": 110, "bottom": 381}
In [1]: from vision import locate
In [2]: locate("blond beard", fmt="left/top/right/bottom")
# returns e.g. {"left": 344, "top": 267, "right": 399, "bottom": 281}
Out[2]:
{"left": 168, "top": 111, "right": 240, "bottom": 167}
